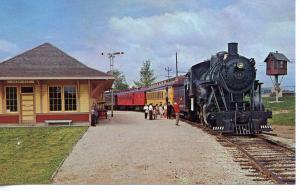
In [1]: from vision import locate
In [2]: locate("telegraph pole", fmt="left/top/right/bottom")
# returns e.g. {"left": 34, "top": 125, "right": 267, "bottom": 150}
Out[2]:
{"left": 165, "top": 67, "right": 172, "bottom": 79}
{"left": 101, "top": 51, "right": 124, "bottom": 117}
{"left": 175, "top": 52, "right": 178, "bottom": 77}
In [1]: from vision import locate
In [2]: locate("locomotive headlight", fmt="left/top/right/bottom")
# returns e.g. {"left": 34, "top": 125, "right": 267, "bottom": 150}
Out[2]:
{"left": 236, "top": 62, "right": 245, "bottom": 69}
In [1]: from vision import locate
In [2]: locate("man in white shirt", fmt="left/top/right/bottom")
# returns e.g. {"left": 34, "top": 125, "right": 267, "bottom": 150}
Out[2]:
{"left": 143, "top": 104, "right": 149, "bottom": 119}
{"left": 148, "top": 104, "right": 153, "bottom": 120}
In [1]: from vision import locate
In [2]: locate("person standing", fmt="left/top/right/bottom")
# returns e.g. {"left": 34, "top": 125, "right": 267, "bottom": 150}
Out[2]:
{"left": 155, "top": 104, "right": 159, "bottom": 119}
{"left": 167, "top": 102, "right": 172, "bottom": 119}
{"left": 90, "top": 104, "right": 96, "bottom": 126}
{"left": 170, "top": 104, "right": 174, "bottom": 119}
{"left": 94, "top": 106, "right": 99, "bottom": 124}
{"left": 163, "top": 103, "right": 167, "bottom": 118}
{"left": 159, "top": 103, "right": 163, "bottom": 118}
{"left": 153, "top": 105, "right": 156, "bottom": 119}
{"left": 144, "top": 104, "right": 149, "bottom": 119}
{"left": 149, "top": 104, "right": 153, "bottom": 120}
{"left": 174, "top": 98, "right": 182, "bottom": 126}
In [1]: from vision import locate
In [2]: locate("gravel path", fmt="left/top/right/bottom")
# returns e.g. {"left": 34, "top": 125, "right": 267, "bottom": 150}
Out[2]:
{"left": 53, "top": 111, "right": 262, "bottom": 184}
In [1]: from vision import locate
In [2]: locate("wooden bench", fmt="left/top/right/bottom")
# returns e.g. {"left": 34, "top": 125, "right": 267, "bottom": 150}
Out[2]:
{"left": 45, "top": 120, "right": 72, "bottom": 126}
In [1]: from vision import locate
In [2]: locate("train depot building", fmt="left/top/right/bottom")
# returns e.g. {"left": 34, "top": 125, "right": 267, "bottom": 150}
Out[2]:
{"left": 0, "top": 43, "right": 113, "bottom": 125}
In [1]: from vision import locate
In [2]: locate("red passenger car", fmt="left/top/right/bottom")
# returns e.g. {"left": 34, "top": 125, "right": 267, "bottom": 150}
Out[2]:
{"left": 115, "top": 88, "right": 146, "bottom": 110}
{"left": 117, "top": 92, "right": 134, "bottom": 105}
{"left": 133, "top": 91, "right": 145, "bottom": 106}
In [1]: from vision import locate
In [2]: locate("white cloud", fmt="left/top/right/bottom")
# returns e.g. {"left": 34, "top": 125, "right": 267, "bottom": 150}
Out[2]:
{"left": 0, "top": 40, "right": 18, "bottom": 53}
{"left": 72, "top": 0, "right": 295, "bottom": 87}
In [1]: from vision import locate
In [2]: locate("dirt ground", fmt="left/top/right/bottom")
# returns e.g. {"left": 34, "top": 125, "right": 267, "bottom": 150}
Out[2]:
{"left": 53, "top": 111, "right": 269, "bottom": 184}
{"left": 271, "top": 125, "right": 295, "bottom": 141}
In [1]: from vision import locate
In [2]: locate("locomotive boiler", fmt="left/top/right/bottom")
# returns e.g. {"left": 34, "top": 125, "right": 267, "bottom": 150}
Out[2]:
{"left": 186, "top": 43, "right": 272, "bottom": 134}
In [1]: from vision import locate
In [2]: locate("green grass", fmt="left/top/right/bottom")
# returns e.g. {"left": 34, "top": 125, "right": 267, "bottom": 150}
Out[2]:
{"left": 263, "top": 96, "right": 295, "bottom": 126}
{"left": 0, "top": 126, "right": 88, "bottom": 184}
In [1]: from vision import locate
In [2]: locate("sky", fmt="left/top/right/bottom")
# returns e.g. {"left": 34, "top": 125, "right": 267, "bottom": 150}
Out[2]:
{"left": 0, "top": 0, "right": 295, "bottom": 88}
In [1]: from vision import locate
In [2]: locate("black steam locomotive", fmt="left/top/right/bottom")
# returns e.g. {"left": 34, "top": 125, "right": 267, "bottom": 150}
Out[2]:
{"left": 184, "top": 43, "right": 272, "bottom": 134}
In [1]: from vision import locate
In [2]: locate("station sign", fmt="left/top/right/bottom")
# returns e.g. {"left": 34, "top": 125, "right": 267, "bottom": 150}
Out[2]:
{"left": 7, "top": 80, "right": 35, "bottom": 84}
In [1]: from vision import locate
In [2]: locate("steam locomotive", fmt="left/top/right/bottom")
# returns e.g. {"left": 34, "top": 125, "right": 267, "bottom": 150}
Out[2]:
{"left": 183, "top": 43, "right": 272, "bottom": 134}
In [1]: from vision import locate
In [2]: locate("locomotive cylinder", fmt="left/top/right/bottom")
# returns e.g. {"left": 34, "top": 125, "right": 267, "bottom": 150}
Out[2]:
{"left": 228, "top": 42, "right": 238, "bottom": 56}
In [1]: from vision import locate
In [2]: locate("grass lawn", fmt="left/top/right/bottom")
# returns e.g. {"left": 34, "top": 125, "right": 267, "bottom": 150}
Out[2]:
{"left": 0, "top": 126, "right": 88, "bottom": 184}
{"left": 263, "top": 96, "right": 295, "bottom": 126}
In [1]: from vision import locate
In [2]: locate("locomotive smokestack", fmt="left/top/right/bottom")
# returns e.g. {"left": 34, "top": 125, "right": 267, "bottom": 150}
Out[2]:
{"left": 228, "top": 42, "right": 238, "bottom": 55}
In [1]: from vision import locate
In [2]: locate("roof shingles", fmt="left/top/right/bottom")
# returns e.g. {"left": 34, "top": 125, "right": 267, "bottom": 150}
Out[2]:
{"left": 0, "top": 43, "right": 112, "bottom": 79}
{"left": 264, "top": 52, "right": 290, "bottom": 62}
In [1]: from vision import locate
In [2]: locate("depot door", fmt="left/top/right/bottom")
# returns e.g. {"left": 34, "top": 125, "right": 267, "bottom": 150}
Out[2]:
{"left": 20, "top": 87, "right": 35, "bottom": 124}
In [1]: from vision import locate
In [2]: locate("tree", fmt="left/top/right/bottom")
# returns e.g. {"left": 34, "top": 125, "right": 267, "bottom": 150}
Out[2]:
{"left": 134, "top": 60, "right": 156, "bottom": 87}
{"left": 110, "top": 69, "right": 129, "bottom": 91}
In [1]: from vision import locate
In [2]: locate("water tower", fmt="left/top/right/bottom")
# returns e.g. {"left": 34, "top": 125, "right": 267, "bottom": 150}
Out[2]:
{"left": 264, "top": 51, "right": 290, "bottom": 102}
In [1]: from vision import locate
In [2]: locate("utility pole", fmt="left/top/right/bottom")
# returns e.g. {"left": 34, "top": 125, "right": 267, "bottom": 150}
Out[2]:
{"left": 165, "top": 67, "right": 172, "bottom": 79}
{"left": 101, "top": 51, "right": 124, "bottom": 117}
{"left": 175, "top": 52, "right": 178, "bottom": 77}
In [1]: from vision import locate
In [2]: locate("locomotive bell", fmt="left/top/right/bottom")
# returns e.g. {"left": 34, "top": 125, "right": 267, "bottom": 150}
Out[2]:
{"left": 228, "top": 42, "right": 238, "bottom": 56}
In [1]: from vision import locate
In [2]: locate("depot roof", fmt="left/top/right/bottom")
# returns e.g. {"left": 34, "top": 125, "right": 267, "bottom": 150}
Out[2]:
{"left": 0, "top": 43, "right": 114, "bottom": 80}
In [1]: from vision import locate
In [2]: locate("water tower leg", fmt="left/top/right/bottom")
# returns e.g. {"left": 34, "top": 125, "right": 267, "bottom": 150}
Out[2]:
{"left": 275, "top": 75, "right": 279, "bottom": 102}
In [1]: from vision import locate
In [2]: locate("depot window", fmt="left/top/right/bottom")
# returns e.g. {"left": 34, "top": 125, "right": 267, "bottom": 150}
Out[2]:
{"left": 49, "top": 86, "right": 62, "bottom": 111}
{"left": 64, "top": 86, "right": 77, "bottom": 111}
{"left": 6, "top": 87, "right": 17, "bottom": 112}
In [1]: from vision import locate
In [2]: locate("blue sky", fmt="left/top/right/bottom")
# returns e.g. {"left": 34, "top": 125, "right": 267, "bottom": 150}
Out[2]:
{"left": 0, "top": 0, "right": 295, "bottom": 88}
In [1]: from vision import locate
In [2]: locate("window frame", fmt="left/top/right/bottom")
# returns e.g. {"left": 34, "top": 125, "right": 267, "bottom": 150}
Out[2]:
{"left": 48, "top": 85, "right": 78, "bottom": 112}
{"left": 64, "top": 86, "right": 78, "bottom": 112}
{"left": 48, "top": 86, "right": 63, "bottom": 112}
{"left": 21, "top": 86, "right": 34, "bottom": 94}
{"left": 5, "top": 86, "right": 18, "bottom": 113}
{"left": 279, "top": 61, "right": 285, "bottom": 69}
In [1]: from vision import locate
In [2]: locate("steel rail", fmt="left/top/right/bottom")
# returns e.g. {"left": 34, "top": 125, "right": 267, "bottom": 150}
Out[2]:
{"left": 219, "top": 135, "right": 286, "bottom": 184}
{"left": 180, "top": 118, "right": 295, "bottom": 184}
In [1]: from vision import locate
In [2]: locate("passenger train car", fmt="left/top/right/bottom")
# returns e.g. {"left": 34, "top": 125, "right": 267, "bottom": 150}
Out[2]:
{"left": 116, "top": 88, "right": 147, "bottom": 110}
{"left": 104, "top": 76, "right": 185, "bottom": 111}
{"left": 145, "top": 77, "right": 184, "bottom": 106}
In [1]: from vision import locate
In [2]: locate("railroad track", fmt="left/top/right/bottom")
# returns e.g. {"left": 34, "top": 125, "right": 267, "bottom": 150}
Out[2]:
{"left": 181, "top": 119, "right": 295, "bottom": 184}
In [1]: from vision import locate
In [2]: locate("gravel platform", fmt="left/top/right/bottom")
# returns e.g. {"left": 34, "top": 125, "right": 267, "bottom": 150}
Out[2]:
{"left": 53, "top": 111, "right": 264, "bottom": 184}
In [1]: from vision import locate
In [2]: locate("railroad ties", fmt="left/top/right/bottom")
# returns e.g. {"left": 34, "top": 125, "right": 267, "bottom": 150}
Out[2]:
{"left": 181, "top": 118, "right": 295, "bottom": 184}
{"left": 218, "top": 135, "right": 295, "bottom": 184}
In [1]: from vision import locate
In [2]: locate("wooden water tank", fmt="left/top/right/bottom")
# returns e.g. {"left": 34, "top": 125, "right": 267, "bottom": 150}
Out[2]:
{"left": 264, "top": 51, "right": 289, "bottom": 75}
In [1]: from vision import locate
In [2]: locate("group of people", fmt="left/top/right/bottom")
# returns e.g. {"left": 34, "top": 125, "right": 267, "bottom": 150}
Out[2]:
{"left": 144, "top": 99, "right": 181, "bottom": 125}
{"left": 144, "top": 102, "right": 168, "bottom": 120}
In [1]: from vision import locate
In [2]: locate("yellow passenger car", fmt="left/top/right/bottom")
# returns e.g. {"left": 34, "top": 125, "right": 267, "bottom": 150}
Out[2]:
{"left": 145, "top": 77, "right": 176, "bottom": 106}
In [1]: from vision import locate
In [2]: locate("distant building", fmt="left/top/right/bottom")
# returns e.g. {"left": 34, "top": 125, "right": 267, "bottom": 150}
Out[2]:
{"left": 282, "top": 90, "right": 295, "bottom": 97}
{"left": 264, "top": 51, "right": 290, "bottom": 76}
{"left": 0, "top": 43, "right": 114, "bottom": 125}
{"left": 264, "top": 51, "right": 290, "bottom": 100}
